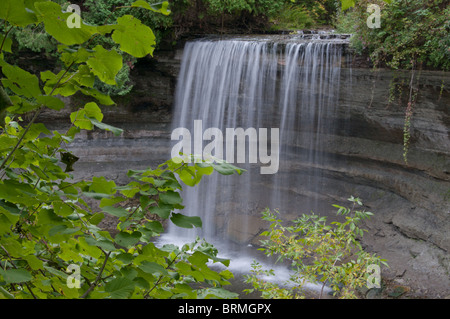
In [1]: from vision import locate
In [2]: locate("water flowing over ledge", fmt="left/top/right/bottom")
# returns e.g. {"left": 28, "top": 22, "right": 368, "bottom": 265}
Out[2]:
{"left": 168, "top": 37, "right": 347, "bottom": 244}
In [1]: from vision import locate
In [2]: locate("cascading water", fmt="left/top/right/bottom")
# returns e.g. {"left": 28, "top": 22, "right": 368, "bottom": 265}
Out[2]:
{"left": 162, "top": 36, "right": 347, "bottom": 271}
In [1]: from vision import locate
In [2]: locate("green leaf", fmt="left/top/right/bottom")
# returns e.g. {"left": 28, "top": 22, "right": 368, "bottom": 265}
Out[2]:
{"left": 82, "top": 192, "right": 111, "bottom": 200}
{"left": 116, "top": 253, "right": 134, "bottom": 264}
{"left": 27, "top": 122, "right": 51, "bottom": 140}
{"left": 84, "top": 236, "right": 116, "bottom": 251}
{"left": 0, "top": 269, "right": 32, "bottom": 284}
{"left": 70, "top": 111, "right": 92, "bottom": 129}
{"left": 60, "top": 47, "right": 91, "bottom": 66}
{"left": 87, "top": 45, "right": 123, "bottom": 85}
{"left": 0, "top": 286, "right": 14, "bottom": 299}
{"left": 41, "top": 69, "right": 78, "bottom": 97}
{"left": 78, "top": 237, "right": 102, "bottom": 259}
{"left": 70, "top": 102, "right": 104, "bottom": 130}
{"left": 0, "top": 180, "right": 39, "bottom": 206}
{"left": 177, "top": 166, "right": 197, "bottom": 186}
{"left": 159, "top": 191, "right": 182, "bottom": 205}
{"left": 97, "top": 24, "right": 118, "bottom": 35}
{"left": 43, "top": 266, "right": 68, "bottom": 281}
{"left": 89, "top": 176, "right": 116, "bottom": 194}
{"left": 170, "top": 213, "right": 202, "bottom": 229}
{"left": 111, "top": 15, "right": 156, "bottom": 58}
{"left": 0, "top": 60, "right": 41, "bottom": 99}
{"left": 198, "top": 287, "right": 238, "bottom": 299}
{"left": 89, "top": 212, "right": 105, "bottom": 225}
{"left": 115, "top": 183, "right": 141, "bottom": 198}
{"left": 35, "top": 1, "right": 97, "bottom": 45}
{"left": 188, "top": 251, "right": 209, "bottom": 267}
{"left": 0, "top": 200, "right": 21, "bottom": 217}
{"left": 144, "top": 220, "right": 164, "bottom": 234}
{"left": 59, "top": 241, "right": 83, "bottom": 263}
{"left": 131, "top": 1, "right": 171, "bottom": 15}
{"left": 341, "top": 0, "right": 356, "bottom": 11}
{"left": 0, "top": 135, "right": 16, "bottom": 151}
{"left": 84, "top": 102, "right": 103, "bottom": 121}
{"left": 100, "top": 196, "right": 125, "bottom": 208}
{"left": 150, "top": 205, "right": 171, "bottom": 219}
{"left": 74, "top": 64, "right": 95, "bottom": 88}
{"left": 53, "top": 201, "right": 74, "bottom": 217}
{"left": 104, "top": 277, "right": 135, "bottom": 299}
{"left": 80, "top": 87, "right": 115, "bottom": 106}
{"left": 0, "top": 0, "right": 37, "bottom": 26}
{"left": 212, "top": 162, "right": 244, "bottom": 175}
{"left": 88, "top": 117, "right": 123, "bottom": 136}
{"left": 114, "top": 231, "right": 141, "bottom": 248}
{"left": 0, "top": 213, "right": 13, "bottom": 235}
{"left": 35, "top": 95, "right": 65, "bottom": 111}
{"left": 23, "top": 254, "right": 44, "bottom": 270}
{"left": 138, "top": 261, "right": 168, "bottom": 275}
{"left": 101, "top": 206, "right": 129, "bottom": 218}
{"left": 48, "top": 225, "right": 80, "bottom": 238}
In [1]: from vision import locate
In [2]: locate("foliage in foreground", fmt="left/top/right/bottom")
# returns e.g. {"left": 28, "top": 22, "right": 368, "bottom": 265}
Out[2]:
{"left": 0, "top": 0, "right": 247, "bottom": 299}
{"left": 244, "top": 196, "right": 388, "bottom": 299}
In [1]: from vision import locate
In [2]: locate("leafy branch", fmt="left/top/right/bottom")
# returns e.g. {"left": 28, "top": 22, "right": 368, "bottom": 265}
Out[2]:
{"left": 0, "top": 0, "right": 241, "bottom": 300}
{"left": 81, "top": 251, "right": 111, "bottom": 299}
{"left": 245, "top": 196, "right": 388, "bottom": 299}
{"left": 0, "top": 60, "right": 76, "bottom": 173}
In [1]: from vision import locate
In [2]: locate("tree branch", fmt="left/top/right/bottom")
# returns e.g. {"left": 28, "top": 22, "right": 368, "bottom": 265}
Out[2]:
{"left": 81, "top": 251, "right": 111, "bottom": 299}
{"left": 0, "top": 61, "right": 76, "bottom": 173}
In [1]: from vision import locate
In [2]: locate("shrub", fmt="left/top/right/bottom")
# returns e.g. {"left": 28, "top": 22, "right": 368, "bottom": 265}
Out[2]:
{"left": 244, "top": 196, "right": 388, "bottom": 299}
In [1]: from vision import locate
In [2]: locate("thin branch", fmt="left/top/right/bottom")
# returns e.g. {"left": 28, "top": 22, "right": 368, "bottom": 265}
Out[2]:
{"left": 143, "top": 252, "right": 181, "bottom": 299}
{"left": 319, "top": 256, "right": 339, "bottom": 299}
{"left": 0, "top": 244, "right": 37, "bottom": 299}
{"left": 81, "top": 251, "right": 111, "bottom": 299}
{"left": 122, "top": 205, "right": 141, "bottom": 224}
{"left": 0, "top": 61, "right": 76, "bottom": 173}
{"left": 0, "top": 26, "right": 13, "bottom": 53}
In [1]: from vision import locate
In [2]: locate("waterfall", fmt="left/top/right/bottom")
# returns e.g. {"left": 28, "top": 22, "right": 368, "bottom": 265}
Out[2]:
{"left": 166, "top": 36, "right": 344, "bottom": 249}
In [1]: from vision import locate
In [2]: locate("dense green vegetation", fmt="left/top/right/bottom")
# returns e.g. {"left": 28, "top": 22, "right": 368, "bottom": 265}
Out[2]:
{"left": 0, "top": 0, "right": 245, "bottom": 299}
{"left": 336, "top": 0, "right": 450, "bottom": 71}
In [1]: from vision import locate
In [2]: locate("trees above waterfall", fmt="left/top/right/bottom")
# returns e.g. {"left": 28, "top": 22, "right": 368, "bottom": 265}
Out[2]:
{"left": 337, "top": 0, "right": 450, "bottom": 71}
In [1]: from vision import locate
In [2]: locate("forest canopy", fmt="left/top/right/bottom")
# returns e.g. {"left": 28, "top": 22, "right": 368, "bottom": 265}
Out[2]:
{"left": 4, "top": 0, "right": 448, "bottom": 72}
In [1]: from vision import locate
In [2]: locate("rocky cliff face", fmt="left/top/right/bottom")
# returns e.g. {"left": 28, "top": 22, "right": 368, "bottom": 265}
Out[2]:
{"left": 328, "top": 66, "right": 450, "bottom": 298}
{"left": 44, "top": 42, "right": 449, "bottom": 298}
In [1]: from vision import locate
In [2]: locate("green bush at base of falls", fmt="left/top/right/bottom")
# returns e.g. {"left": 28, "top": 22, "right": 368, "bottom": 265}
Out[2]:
{"left": 244, "top": 196, "right": 389, "bottom": 299}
